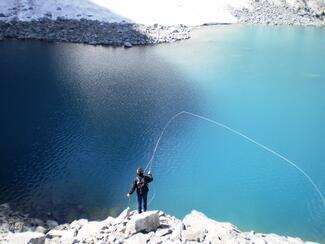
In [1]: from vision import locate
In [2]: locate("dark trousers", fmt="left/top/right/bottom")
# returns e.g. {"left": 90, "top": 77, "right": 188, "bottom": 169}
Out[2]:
{"left": 136, "top": 191, "right": 148, "bottom": 213}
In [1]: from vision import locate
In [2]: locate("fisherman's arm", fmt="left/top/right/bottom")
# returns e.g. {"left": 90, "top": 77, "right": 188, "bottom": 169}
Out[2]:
{"left": 146, "top": 171, "right": 153, "bottom": 183}
{"left": 127, "top": 180, "right": 137, "bottom": 197}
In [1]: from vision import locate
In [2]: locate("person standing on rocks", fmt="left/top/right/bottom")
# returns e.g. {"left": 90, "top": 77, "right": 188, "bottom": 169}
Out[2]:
{"left": 127, "top": 168, "right": 153, "bottom": 214}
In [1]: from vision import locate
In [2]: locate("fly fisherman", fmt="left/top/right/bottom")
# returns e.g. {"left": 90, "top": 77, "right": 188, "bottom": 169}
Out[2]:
{"left": 127, "top": 168, "right": 153, "bottom": 213}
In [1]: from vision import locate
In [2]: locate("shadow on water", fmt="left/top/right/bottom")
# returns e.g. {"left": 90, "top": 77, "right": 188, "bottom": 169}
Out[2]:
{"left": 0, "top": 39, "right": 200, "bottom": 222}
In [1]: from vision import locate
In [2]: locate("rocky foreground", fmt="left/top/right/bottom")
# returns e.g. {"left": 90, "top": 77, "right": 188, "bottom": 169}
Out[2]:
{"left": 0, "top": 203, "right": 319, "bottom": 244}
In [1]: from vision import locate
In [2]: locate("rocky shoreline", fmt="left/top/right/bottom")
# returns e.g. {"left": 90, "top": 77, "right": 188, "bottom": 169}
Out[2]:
{"left": 0, "top": 203, "right": 318, "bottom": 244}
{"left": 0, "top": 18, "right": 190, "bottom": 47}
{"left": 234, "top": 0, "right": 325, "bottom": 26}
{"left": 0, "top": 3, "right": 324, "bottom": 48}
{"left": 0, "top": 1, "right": 325, "bottom": 47}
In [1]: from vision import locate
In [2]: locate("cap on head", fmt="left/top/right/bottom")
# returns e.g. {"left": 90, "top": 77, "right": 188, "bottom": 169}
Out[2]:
{"left": 137, "top": 167, "right": 144, "bottom": 176}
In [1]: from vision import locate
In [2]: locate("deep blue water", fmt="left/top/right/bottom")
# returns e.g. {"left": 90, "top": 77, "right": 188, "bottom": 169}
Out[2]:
{"left": 0, "top": 25, "right": 324, "bottom": 241}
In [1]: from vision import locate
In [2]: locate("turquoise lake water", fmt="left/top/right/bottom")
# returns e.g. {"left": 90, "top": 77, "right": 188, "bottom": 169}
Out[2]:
{"left": 0, "top": 25, "right": 324, "bottom": 241}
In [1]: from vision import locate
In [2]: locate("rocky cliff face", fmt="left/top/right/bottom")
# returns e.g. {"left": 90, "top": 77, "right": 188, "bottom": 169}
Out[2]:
{"left": 0, "top": 203, "right": 318, "bottom": 244}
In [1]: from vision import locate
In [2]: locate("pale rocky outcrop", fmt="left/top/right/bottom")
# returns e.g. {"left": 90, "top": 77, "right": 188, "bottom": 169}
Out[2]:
{"left": 0, "top": 203, "right": 319, "bottom": 244}
{"left": 125, "top": 232, "right": 150, "bottom": 244}
{"left": 77, "top": 220, "right": 108, "bottom": 239}
{"left": 7, "top": 231, "right": 45, "bottom": 244}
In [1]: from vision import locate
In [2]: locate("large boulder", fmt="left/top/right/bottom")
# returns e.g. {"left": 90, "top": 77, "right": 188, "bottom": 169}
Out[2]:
{"left": 205, "top": 234, "right": 223, "bottom": 244}
{"left": 46, "top": 229, "right": 76, "bottom": 241}
{"left": 76, "top": 220, "right": 110, "bottom": 240}
{"left": 125, "top": 211, "right": 160, "bottom": 237}
{"left": 169, "top": 222, "right": 184, "bottom": 241}
{"left": 70, "top": 219, "right": 88, "bottom": 230}
{"left": 182, "top": 227, "right": 206, "bottom": 242}
{"left": 125, "top": 232, "right": 150, "bottom": 244}
{"left": 182, "top": 210, "right": 240, "bottom": 241}
{"left": 7, "top": 231, "right": 45, "bottom": 244}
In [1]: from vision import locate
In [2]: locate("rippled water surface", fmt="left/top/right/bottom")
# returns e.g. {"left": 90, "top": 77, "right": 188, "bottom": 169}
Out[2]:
{"left": 0, "top": 25, "right": 324, "bottom": 241}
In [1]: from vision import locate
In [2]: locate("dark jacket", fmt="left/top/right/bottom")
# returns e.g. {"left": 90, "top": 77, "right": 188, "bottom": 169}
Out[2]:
{"left": 128, "top": 173, "right": 153, "bottom": 195}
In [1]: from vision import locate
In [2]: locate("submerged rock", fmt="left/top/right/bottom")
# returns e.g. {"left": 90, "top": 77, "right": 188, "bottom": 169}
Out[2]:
{"left": 34, "top": 226, "right": 47, "bottom": 234}
{"left": 45, "top": 220, "right": 58, "bottom": 229}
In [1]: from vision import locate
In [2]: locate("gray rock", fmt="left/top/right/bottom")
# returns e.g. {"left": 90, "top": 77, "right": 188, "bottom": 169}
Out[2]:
{"left": 34, "top": 226, "right": 47, "bottom": 234}
{"left": 31, "top": 218, "right": 44, "bottom": 227}
{"left": 0, "top": 222, "right": 9, "bottom": 233}
{"left": 169, "top": 222, "right": 183, "bottom": 241}
{"left": 181, "top": 227, "right": 205, "bottom": 242}
{"left": 7, "top": 232, "right": 45, "bottom": 244}
{"left": 251, "top": 237, "right": 267, "bottom": 244}
{"left": 205, "top": 235, "right": 222, "bottom": 244}
{"left": 70, "top": 219, "right": 88, "bottom": 230}
{"left": 46, "top": 220, "right": 58, "bottom": 229}
{"left": 125, "top": 232, "right": 150, "bottom": 244}
{"left": 47, "top": 229, "right": 76, "bottom": 242}
{"left": 117, "top": 207, "right": 130, "bottom": 221}
{"left": 124, "top": 41, "right": 133, "bottom": 48}
{"left": 125, "top": 211, "right": 160, "bottom": 237}
{"left": 76, "top": 220, "right": 109, "bottom": 240}
{"left": 156, "top": 228, "right": 172, "bottom": 237}
{"left": 12, "top": 221, "right": 25, "bottom": 232}
{"left": 147, "top": 235, "right": 163, "bottom": 244}
{"left": 183, "top": 210, "right": 238, "bottom": 238}
{"left": 104, "top": 216, "right": 115, "bottom": 225}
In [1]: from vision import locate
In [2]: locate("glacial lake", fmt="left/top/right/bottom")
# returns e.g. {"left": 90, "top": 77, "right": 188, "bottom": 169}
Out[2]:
{"left": 0, "top": 25, "right": 324, "bottom": 242}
